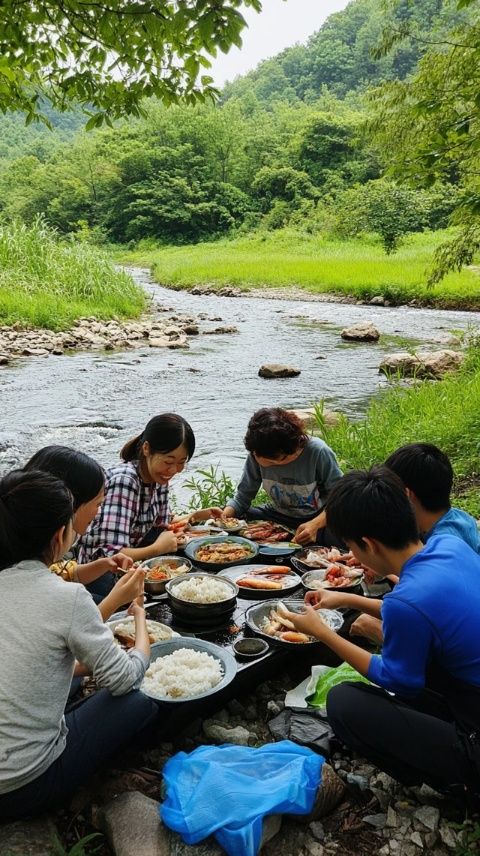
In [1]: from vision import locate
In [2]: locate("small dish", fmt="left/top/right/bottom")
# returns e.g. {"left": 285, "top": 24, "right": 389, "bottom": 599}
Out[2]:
{"left": 233, "top": 638, "right": 269, "bottom": 660}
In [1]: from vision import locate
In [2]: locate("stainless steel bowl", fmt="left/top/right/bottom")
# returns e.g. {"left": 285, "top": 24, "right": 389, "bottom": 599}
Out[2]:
{"left": 165, "top": 572, "right": 239, "bottom": 623}
{"left": 140, "top": 555, "right": 193, "bottom": 596}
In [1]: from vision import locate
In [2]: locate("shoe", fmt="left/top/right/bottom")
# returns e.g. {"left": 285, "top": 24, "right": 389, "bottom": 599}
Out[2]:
{"left": 306, "top": 763, "right": 347, "bottom": 820}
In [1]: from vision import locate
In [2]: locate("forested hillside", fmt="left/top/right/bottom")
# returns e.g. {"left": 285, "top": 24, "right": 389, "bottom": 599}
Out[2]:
{"left": 0, "top": 0, "right": 471, "bottom": 256}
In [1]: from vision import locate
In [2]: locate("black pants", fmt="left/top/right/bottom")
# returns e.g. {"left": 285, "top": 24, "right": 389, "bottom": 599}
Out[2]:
{"left": 246, "top": 505, "right": 344, "bottom": 548}
{"left": 327, "top": 682, "right": 479, "bottom": 792}
{"left": 0, "top": 689, "right": 158, "bottom": 820}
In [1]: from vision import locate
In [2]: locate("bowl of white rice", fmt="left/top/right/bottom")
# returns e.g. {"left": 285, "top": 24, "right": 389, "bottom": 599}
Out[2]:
{"left": 166, "top": 572, "right": 239, "bottom": 623}
{"left": 141, "top": 637, "right": 237, "bottom": 703}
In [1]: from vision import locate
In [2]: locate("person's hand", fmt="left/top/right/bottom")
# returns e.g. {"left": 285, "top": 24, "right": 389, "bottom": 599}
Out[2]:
{"left": 111, "top": 567, "right": 146, "bottom": 609}
{"left": 222, "top": 506, "right": 236, "bottom": 519}
{"left": 278, "top": 603, "right": 330, "bottom": 641}
{"left": 305, "top": 588, "right": 346, "bottom": 610}
{"left": 154, "top": 529, "right": 178, "bottom": 554}
{"left": 128, "top": 600, "right": 146, "bottom": 619}
{"left": 294, "top": 520, "right": 319, "bottom": 545}
{"left": 189, "top": 507, "right": 223, "bottom": 523}
{"left": 109, "top": 552, "right": 133, "bottom": 572}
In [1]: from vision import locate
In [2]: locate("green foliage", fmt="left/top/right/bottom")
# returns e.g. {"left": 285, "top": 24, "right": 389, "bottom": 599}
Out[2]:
{"left": 183, "top": 466, "right": 236, "bottom": 510}
{"left": 0, "top": 218, "right": 144, "bottom": 328}
{"left": 0, "top": 0, "right": 262, "bottom": 123}
{"left": 119, "top": 228, "right": 480, "bottom": 309}
{"left": 53, "top": 832, "right": 103, "bottom": 856}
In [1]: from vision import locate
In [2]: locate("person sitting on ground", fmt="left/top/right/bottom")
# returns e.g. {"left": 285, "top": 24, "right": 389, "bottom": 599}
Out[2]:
{"left": 223, "top": 407, "right": 343, "bottom": 546}
{"left": 280, "top": 467, "right": 480, "bottom": 797}
{"left": 351, "top": 442, "right": 480, "bottom": 644}
{"left": 24, "top": 445, "right": 146, "bottom": 620}
{"left": 0, "top": 469, "right": 157, "bottom": 821}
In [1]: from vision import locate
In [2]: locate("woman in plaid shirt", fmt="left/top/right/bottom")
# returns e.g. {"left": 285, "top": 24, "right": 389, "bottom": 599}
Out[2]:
{"left": 76, "top": 413, "right": 196, "bottom": 596}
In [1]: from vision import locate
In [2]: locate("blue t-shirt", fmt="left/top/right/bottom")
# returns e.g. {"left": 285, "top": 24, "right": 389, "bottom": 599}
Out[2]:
{"left": 368, "top": 535, "right": 480, "bottom": 695}
{"left": 426, "top": 507, "right": 480, "bottom": 554}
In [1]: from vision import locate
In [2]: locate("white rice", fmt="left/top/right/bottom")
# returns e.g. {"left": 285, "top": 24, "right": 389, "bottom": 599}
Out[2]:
{"left": 172, "top": 576, "right": 232, "bottom": 603}
{"left": 142, "top": 648, "right": 223, "bottom": 699}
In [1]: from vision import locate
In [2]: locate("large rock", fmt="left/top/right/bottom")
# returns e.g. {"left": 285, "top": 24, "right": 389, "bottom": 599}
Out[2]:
{"left": 258, "top": 364, "right": 301, "bottom": 379}
{"left": 341, "top": 323, "right": 380, "bottom": 342}
{"left": 203, "top": 721, "right": 253, "bottom": 745}
{"left": 287, "top": 408, "right": 341, "bottom": 429}
{"left": 96, "top": 791, "right": 169, "bottom": 856}
{"left": 0, "top": 817, "right": 59, "bottom": 856}
{"left": 379, "top": 349, "right": 464, "bottom": 379}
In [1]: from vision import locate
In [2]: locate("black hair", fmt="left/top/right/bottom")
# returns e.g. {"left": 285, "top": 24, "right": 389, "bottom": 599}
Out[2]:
{"left": 384, "top": 443, "right": 452, "bottom": 512}
{"left": 121, "top": 413, "right": 196, "bottom": 463}
{"left": 24, "top": 446, "right": 105, "bottom": 511}
{"left": 0, "top": 469, "right": 73, "bottom": 570}
{"left": 244, "top": 408, "right": 307, "bottom": 458}
{"left": 326, "top": 466, "right": 419, "bottom": 550}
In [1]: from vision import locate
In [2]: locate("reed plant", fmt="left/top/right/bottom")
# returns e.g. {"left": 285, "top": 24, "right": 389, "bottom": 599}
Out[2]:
{"left": 0, "top": 218, "right": 145, "bottom": 329}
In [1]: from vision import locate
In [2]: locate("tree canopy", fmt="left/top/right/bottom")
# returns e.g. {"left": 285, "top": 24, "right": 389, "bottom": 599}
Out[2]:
{"left": 0, "top": 0, "right": 261, "bottom": 126}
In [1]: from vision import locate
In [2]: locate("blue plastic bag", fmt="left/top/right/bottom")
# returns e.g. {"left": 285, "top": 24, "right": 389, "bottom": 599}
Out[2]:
{"left": 161, "top": 740, "right": 325, "bottom": 856}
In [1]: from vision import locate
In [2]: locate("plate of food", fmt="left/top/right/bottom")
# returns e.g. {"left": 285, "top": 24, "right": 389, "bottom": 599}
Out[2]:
{"left": 291, "top": 546, "right": 362, "bottom": 572}
{"left": 141, "top": 637, "right": 237, "bottom": 703}
{"left": 184, "top": 535, "right": 258, "bottom": 571}
{"left": 220, "top": 564, "right": 302, "bottom": 599}
{"left": 134, "top": 555, "right": 193, "bottom": 595}
{"left": 108, "top": 617, "right": 180, "bottom": 648}
{"left": 208, "top": 517, "right": 247, "bottom": 535}
{"left": 240, "top": 521, "right": 301, "bottom": 559}
{"left": 245, "top": 599, "right": 343, "bottom": 647}
{"left": 301, "top": 566, "right": 364, "bottom": 592}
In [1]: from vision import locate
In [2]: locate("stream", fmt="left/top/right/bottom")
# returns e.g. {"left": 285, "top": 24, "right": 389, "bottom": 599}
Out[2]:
{"left": 2, "top": 267, "right": 479, "bottom": 503}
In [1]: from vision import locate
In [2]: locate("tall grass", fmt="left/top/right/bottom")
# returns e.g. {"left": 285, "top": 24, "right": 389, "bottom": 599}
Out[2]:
{"left": 120, "top": 228, "right": 480, "bottom": 309}
{"left": 314, "top": 346, "right": 480, "bottom": 515}
{"left": 0, "top": 219, "right": 145, "bottom": 329}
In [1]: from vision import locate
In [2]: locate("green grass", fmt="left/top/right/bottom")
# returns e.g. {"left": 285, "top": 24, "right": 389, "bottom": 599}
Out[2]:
{"left": 0, "top": 220, "right": 145, "bottom": 329}
{"left": 314, "top": 346, "right": 480, "bottom": 515}
{"left": 118, "top": 228, "right": 480, "bottom": 309}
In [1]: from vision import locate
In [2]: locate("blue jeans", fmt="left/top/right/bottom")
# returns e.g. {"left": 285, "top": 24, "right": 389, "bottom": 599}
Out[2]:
{"left": 0, "top": 690, "right": 158, "bottom": 820}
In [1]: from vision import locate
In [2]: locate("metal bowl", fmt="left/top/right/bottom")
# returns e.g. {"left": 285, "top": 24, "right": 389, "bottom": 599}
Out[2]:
{"left": 165, "top": 571, "right": 239, "bottom": 623}
{"left": 184, "top": 535, "right": 258, "bottom": 572}
{"left": 245, "top": 599, "right": 344, "bottom": 648}
{"left": 233, "top": 637, "right": 269, "bottom": 660}
{"left": 140, "top": 555, "right": 193, "bottom": 596}
{"left": 141, "top": 637, "right": 237, "bottom": 703}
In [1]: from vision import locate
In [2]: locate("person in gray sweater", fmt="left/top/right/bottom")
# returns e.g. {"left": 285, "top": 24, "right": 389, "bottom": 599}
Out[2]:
{"left": 0, "top": 469, "right": 158, "bottom": 820}
{"left": 223, "top": 408, "right": 343, "bottom": 546}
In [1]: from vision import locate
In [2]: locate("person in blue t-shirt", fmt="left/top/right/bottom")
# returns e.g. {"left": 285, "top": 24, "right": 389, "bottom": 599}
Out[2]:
{"left": 281, "top": 468, "right": 480, "bottom": 795}
{"left": 385, "top": 442, "right": 480, "bottom": 553}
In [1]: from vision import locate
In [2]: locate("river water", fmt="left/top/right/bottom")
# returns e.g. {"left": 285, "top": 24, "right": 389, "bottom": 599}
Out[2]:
{"left": 2, "top": 267, "right": 479, "bottom": 502}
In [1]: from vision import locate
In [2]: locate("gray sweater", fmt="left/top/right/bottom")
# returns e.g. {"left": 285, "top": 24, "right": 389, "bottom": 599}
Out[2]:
{"left": 0, "top": 560, "right": 148, "bottom": 795}
{"left": 229, "top": 437, "right": 343, "bottom": 519}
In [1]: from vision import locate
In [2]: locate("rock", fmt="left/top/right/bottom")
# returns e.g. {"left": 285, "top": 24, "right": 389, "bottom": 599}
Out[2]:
{"left": 341, "top": 323, "right": 380, "bottom": 342}
{"left": 0, "top": 354, "right": 9, "bottom": 365}
{"left": 183, "top": 324, "right": 199, "bottom": 335}
{"left": 21, "top": 347, "right": 49, "bottom": 356}
{"left": 369, "top": 296, "right": 386, "bottom": 306}
{"left": 260, "top": 814, "right": 282, "bottom": 848}
{"left": 346, "top": 772, "right": 370, "bottom": 791}
{"left": 386, "top": 806, "right": 398, "bottom": 827}
{"left": 439, "top": 825, "right": 457, "bottom": 849}
{"left": 363, "top": 813, "right": 387, "bottom": 829}
{"left": 186, "top": 367, "right": 201, "bottom": 373}
{"left": 167, "top": 338, "right": 189, "bottom": 349}
{"left": 410, "top": 831, "right": 424, "bottom": 848}
{"left": 203, "top": 722, "right": 252, "bottom": 745}
{"left": 52, "top": 349, "right": 64, "bottom": 356}
{"left": 258, "top": 364, "right": 301, "bottom": 379}
{"left": 305, "top": 841, "right": 325, "bottom": 856}
{"left": 149, "top": 337, "right": 171, "bottom": 348}
{"left": 95, "top": 791, "right": 168, "bottom": 856}
{"left": 0, "top": 816, "right": 59, "bottom": 855}
{"left": 309, "top": 821, "right": 325, "bottom": 842}
{"left": 204, "top": 325, "right": 238, "bottom": 335}
{"left": 379, "top": 349, "right": 464, "bottom": 379}
{"left": 414, "top": 805, "right": 440, "bottom": 831}
{"left": 286, "top": 408, "right": 341, "bottom": 430}
{"left": 164, "top": 325, "right": 182, "bottom": 338}
{"left": 267, "top": 700, "right": 282, "bottom": 716}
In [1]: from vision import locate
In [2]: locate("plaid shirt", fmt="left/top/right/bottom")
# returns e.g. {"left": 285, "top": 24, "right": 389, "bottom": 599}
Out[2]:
{"left": 76, "top": 461, "right": 169, "bottom": 562}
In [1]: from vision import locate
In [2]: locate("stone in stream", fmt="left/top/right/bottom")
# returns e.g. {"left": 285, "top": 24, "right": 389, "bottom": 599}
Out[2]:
{"left": 341, "top": 323, "right": 380, "bottom": 342}
{"left": 379, "top": 349, "right": 464, "bottom": 379}
{"left": 287, "top": 408, "right": 341, "bottom": 429}
{"left": 0, "top": 354, "right": 9, "bottom": 365}
{"left": 258, "top": 364, "right": 301, "bottom": 379}
{"left": 203, "top": 325, "right": 238, "bottom": 335}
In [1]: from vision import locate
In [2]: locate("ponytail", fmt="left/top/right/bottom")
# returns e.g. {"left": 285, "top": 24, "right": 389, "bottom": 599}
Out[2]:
{"left": 0, "top": 470, "right": 73, "bottom": 570}
{"left": 120, "top": 414, "right": 195, "bottom": 463}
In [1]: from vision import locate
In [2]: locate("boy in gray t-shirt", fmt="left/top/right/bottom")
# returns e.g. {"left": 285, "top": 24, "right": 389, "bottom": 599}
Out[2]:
{"left": 223, "top": 408, "right": 342, "bottom": 546}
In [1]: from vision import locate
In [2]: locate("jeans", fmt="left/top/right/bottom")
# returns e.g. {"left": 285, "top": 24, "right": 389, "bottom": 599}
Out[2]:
{"left": 0, "top": 689, "right": 158, "bottom": 820}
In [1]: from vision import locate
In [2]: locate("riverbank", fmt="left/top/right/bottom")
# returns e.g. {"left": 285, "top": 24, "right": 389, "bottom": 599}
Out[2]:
{"left": 0, "top": 220, "right": 144, "bottom": 329}
{"left": 118, "top": 229, "right": 480, "bottom": 311}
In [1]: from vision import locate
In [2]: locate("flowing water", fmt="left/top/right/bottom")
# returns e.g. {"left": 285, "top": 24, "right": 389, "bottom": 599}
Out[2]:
{"left": 2, "top": 267, "right": 479, "bottom": 503}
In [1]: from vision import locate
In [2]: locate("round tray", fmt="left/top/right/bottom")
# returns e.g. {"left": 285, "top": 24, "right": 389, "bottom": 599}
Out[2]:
{"left": 220, "top": 564, "right": 302, "bottom": 600}
{"left": 244, "top": 599, "right": 344, "bottom": 648}
{"left": 141, "top": 637, "right": 237, "bottom": 703}
{"left": 184, "top": 535, "right": 258, "bottom": 572}
{"left": 301, "top": 568, "right": 364, "bottom": 594}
